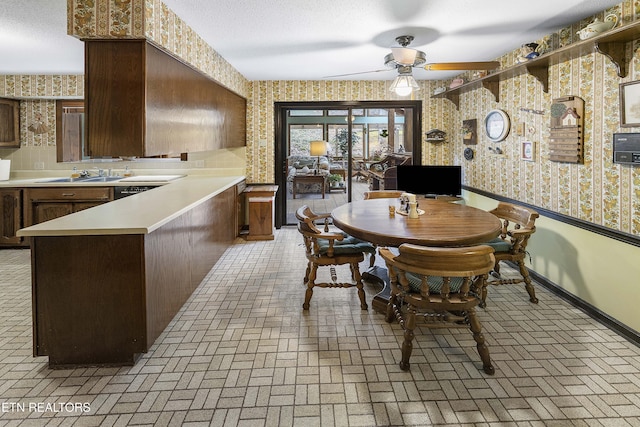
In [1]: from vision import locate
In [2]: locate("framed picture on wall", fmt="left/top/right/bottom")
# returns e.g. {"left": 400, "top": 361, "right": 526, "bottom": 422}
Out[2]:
{"left": 620, "top": 80, "right": 640, "bottom": 127}
{"left": 521, "top": 140, "right": 534, "bottom": 161}
{"left": 462, "top": 119, "right": 477, "bottom": 145}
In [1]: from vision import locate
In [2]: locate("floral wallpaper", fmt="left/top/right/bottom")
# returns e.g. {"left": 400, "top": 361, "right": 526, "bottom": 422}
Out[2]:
{"left": 0, "top": 75, "right": 83, "bottom": 99}
{"left": 245, "top": 2, "right": 640, "bottom": 236}
{"left": 67, "top": 0, "right": 248, "bottom": 97}
{"left": 0, "top": 75, "right": 83, "bottom": 148}
{"left": 39, "top": 0, "right": 640, "bottom": 235}
{"left": 451, "top": 2, "right": 640, "bottom": 235}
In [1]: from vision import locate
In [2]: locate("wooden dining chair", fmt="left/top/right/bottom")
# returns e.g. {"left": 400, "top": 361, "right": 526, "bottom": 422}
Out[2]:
{"left": 380, "top": 244, "right": 496, "bottom": 374}
{"left": 362, "top": 190, "right": 403, "bottom": 267}
{"left": 363, "top": 190, "right": 403, "bottom": 200}
{"left": 295, "top": 205, "right": 375, "bottom": 310}
{"left": 483, "top": 202, "right": 540, "bottom": 305}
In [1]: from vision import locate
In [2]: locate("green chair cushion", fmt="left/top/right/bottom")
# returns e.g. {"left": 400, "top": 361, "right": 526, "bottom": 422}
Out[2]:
{"left": 485, "top": 237, "right": 512, "bottom": 253}
{"left": 318, "top": 235, "right": 376, "bottom": 256}
{"left": 404, "top": 272, "right": 465, "bottom": 293}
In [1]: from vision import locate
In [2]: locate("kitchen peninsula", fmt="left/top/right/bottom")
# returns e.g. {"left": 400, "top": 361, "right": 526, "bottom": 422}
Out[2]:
{"left": 17, "top": 175, "right": 244, "bottom": 368}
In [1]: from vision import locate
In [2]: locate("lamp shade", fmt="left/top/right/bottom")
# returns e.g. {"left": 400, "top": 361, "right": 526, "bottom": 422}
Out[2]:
{"left": 309, "top": 140, "right": 327, "bottom": 156}
{"left": 390, "top": 47, "right": 418, "bottom": 66}
{"left": 390, "top": 74, "right": 420, "bottom": 96}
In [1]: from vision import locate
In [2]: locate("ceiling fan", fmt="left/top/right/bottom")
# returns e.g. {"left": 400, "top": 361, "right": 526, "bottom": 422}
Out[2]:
{"left": 325, "top": 35, "right": 500, "bottom": 95}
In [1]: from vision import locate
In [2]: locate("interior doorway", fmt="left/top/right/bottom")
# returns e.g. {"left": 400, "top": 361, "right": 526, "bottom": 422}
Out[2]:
{"left": 274, "top": 101, "right": 422, "bottom": 227}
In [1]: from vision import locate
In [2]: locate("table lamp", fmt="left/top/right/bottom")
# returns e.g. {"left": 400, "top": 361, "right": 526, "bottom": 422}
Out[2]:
{"left": 309, "top": 140, "right": 326, "bottom": 175}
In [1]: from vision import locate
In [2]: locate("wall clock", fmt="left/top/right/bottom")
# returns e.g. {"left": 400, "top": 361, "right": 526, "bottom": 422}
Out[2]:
{"left": 484, "top": 109, "right": 510, "bottom": 142}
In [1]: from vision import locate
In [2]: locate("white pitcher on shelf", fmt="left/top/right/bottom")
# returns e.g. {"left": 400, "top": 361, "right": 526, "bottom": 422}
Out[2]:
{"left": 577, "top": 14, "right": 618, "bottom": 40}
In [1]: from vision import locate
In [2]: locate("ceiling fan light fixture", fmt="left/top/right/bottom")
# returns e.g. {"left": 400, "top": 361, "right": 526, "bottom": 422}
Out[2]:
{"left": 390, "top": 72, "right": 420, "bottom": 96}
{"left": 391, "top": 47, "right": 417, "bottom": 66}
{"left": 385, "top": 49, "right": 426, "bottom": 68}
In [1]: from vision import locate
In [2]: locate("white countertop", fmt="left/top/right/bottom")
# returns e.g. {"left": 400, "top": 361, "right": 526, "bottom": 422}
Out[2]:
{"left": 17, "top": 175, "right": 245, "bottom": 237}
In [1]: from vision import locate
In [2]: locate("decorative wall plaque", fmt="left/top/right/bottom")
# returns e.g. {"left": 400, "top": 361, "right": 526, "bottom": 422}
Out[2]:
{"left": 549, "top": 96, "right": 584, "bottom": 163}
{"left": 462, "top": 119, "right": 477, "bottom": 145}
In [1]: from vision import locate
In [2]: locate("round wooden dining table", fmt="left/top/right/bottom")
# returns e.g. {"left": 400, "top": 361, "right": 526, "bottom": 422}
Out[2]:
{"left": 331, "top": 198, "right": 502, "bottom": 312}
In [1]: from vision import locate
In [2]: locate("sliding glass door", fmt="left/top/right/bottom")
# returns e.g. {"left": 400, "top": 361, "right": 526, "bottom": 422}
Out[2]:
{"left": 275, "top": 101, "right": 421, "bottom": 227}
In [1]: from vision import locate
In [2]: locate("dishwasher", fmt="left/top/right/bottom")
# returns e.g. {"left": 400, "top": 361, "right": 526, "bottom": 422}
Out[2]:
{"left": 113, "top": 185, "right": 160, "bottom": 199}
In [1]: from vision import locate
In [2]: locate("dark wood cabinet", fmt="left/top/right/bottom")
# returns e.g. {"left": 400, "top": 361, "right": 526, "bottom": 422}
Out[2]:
{"left": 0, "top": 188, "right": 23, "bottom": 246}
{"left": 30, "top": 184, "right": 238, "bottom": 367}
{"left": 85, "top": 40, "right": 246, "bottom": 158}
{"left": 0, "top": 98, "right": 20, "bottom": 148}
{"left": 24, "top": 187, "right": 113, "bottom": 227}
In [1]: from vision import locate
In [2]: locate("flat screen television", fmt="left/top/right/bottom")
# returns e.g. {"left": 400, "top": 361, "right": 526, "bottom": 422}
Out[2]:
{"left": 396, "top": 165, "right": 462, "bottom": 197}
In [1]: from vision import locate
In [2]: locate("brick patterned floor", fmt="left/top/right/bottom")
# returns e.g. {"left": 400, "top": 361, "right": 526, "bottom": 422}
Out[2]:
{"left": 0, "top": 228, "right": 639, "bottom": 426}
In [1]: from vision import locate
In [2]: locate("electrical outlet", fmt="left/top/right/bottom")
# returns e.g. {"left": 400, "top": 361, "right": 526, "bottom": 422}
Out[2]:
{"left": 34, "top": 162, "right": 45, "bottom": 170}
{"left": 195, "top": 160, "right": 205, "bottom": 168}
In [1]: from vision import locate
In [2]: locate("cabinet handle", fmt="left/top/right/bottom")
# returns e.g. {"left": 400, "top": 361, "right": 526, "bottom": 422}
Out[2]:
{"left": 61, "top": 193, "right": 76, "bottom": 197}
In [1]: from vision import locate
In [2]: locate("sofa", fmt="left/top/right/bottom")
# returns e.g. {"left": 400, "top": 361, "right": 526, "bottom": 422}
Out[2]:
{"left": 287, "top": 156, "right": 344, "bottom": 195}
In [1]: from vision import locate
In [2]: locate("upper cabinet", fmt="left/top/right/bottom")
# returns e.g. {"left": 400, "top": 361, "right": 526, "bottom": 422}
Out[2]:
{"left": 433, "top": 21, "right": 640, "bottom": 108}
{"left": 85, "top": 40, "right": 246, "bottom": 158}
{"left": 0, "top": 98, "right": 20, "bottom": 148}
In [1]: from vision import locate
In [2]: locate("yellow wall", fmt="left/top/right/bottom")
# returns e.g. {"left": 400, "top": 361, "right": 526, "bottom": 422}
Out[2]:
{"left": 465, "top": 190, "right": 640, "bottom": 332}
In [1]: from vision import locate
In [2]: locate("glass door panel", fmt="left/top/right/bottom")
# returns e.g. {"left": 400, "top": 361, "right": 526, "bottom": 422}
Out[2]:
{"left": 280, "top": 103, "right": 419, "bottom": 226}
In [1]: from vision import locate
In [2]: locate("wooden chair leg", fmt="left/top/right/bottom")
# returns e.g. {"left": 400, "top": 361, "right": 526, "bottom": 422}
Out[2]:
{"left": 474, "top": 279, "right": 489, "bottom": 309}
{"left": 369, "top": 251, "right": 376, "bottom": 268}
{"left": 518, "top": 260, "right": 539, "bottom": 303}
{"left": 399, "top": 305, "right": 417, "bottom": 371}
{"left": 491, "top": 261, "right": 502, "bottom": 278}
{"left": 385, "top": 293, "right": 397, "bottom": 323}
{"left": 304, "top": 260, "right": 311, "bottom": 284}
{"left": 303, "top": 264, "right": 318, "bottom": 310}
{"left": 351, "top": 262, "right": 368, "bottom": 310}
{"left": 466, "top": 307, "right": 494, "bottom": 375}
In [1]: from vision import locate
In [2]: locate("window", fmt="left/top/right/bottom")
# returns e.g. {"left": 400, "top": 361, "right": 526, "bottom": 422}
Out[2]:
{"left": 289, "top": 125, "right": 323, "bottom": 156}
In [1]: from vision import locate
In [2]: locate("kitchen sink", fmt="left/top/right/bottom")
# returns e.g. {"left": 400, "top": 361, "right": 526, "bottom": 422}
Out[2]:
{"left": 83, "top": 176, "right": 123, "bottom": 182}
{"left": 35, "top": 176, "right": 123, "bottom": 183}
{"left": 36, "top": 177, "right": 91, "bottom": 183}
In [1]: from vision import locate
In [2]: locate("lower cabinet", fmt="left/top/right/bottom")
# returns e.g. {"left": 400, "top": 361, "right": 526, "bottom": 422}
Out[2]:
{"left": 0, "top": 188, "right": 24, "bottom": 246}
{"left": 30, "top": 184, "right": 237, "bottom": 367}
{"left": 24, "top": 187, "right": 113, "bottom": 227}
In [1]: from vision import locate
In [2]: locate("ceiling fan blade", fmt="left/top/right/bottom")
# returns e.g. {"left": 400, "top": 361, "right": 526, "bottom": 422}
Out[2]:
{"left": 424, "top": 61, "right": 500, "bottom": 71}
{"left": 322, "top": 69, "right": 391, "bottom": 78}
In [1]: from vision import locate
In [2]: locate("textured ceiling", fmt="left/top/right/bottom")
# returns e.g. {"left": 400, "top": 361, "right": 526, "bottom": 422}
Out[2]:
{"left": 0, "top": 0, "right": 623, "bottom": 81}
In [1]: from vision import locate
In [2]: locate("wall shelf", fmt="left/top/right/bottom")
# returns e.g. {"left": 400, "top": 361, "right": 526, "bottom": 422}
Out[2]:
{"left": 432, "top": 21, "right": 640, "bottom": 108}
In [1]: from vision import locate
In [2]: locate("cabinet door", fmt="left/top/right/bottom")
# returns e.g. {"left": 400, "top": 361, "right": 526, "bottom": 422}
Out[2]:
{"left": 24, "top": 187, "right": 113, "bottom": 227}
{"left": 0, "top": 189, "right": 22, "bottom": 245}
{"left": 33, "top": 202, "right": 73, "bottom": 224}
{"left": 73, "top": 201, "right": 107, "bottom": 213}
{"left": 0, "top": 98, "right": 20, "bottom": 148}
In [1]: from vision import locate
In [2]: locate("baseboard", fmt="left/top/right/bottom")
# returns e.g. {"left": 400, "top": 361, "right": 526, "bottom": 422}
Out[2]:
{"left": 519, "top": 263, "right": 640, "bottom": 348}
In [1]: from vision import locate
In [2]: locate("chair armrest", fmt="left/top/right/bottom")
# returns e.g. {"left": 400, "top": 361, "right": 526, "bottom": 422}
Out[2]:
{"left": 507, "top": 228, "right": 535, "bottom": 239}
{"left": 310, "top": 212, "right": 333, "bottom": 231}
{"left": 505, "top": 228, "right": 534, "bottom": 253}
{"left": 315, "top": 231, "right": 345, "bottom": 241}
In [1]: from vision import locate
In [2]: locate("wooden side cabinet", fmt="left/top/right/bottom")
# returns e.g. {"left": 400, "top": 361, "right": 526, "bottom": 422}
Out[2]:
{"left": 23, "top": 187, "right": 113, "bottom": 227}
{"left": 0, "top": 98, "right": 20, "bottom": 148}
{"left": 0, "top": 188, "right": 23, "bottom": 246}
{"left": 244, "top": 185, "right": 278, "bottom": 241}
